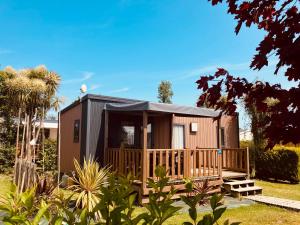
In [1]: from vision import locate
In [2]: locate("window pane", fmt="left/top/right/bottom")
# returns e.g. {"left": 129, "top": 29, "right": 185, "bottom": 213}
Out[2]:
{"left": 147, "top": 123, "right": 152, "bottom": 148}
{"left": 73, "top": 120, "right": 80, "bottom": 143}
{"left": 221, "top": 127, "right": 225, "bottom": 147}
{"left": 173, "top": 125, "right": 185, "bottom": 149}
{"left": 121, "top": 125, "right": 135, "bottom": 146}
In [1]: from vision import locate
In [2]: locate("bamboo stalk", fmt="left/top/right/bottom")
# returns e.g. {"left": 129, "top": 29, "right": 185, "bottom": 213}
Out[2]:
{"left": 14, "top": 108, "right": 21, "bottom": 183}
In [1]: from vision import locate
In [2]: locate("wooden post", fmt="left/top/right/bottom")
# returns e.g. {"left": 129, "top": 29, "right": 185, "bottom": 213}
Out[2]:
{"left": 57, "top": 111, "right": 61, "bottom": 188}
{"left": 142, "top": 111, "right": 148, "bottom": 193}
{"left": 218, "top": 149, "right": 223, "bottom": 180}
{"left": 170, "top": 114, "right": 174, "bottom": 148}
{"left": 104, "top": 110, "right": 109, "bottom": 165}
{"left": 246, "top": 147, "right": 250, "bottom": 179}
{"left": 41, "top": 107, "right": 45, "bottom": 172}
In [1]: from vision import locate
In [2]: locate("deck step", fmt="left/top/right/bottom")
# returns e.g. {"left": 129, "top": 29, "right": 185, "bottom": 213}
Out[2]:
{"left": 231, "top": 186, "right": 262, "bottom": 193}
{"left": 222, "top": 179, "right": 263, "bottom": 198}
{"left": 224, "top": 180, "right": 255, "bottom": 186}
{"left": 231, "top": 186, "right": 262, "bottom": 198}
{"left": 223, "top": 179, "right": 255, "bottom": 192}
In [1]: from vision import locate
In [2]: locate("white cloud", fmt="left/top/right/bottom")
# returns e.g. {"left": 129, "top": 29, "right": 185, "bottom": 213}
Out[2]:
{"left": 177, "top": 60, "right": 278, "bottom": 80}
{"left": 89, "top": 84, "right": 102, "bottom": 91}
{"left": 178, "top": 62, "right": 250, "bottom": 80}
{"left": 62, "top": 71, "right": 94, "bottom": 84}
{"left": 108, "top": 87, "right": 130, "bottom": 94}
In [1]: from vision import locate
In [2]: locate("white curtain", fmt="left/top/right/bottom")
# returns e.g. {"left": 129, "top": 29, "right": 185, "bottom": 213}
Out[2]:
{"left": 173, "top": 125, "right": 184, "bottom": 149}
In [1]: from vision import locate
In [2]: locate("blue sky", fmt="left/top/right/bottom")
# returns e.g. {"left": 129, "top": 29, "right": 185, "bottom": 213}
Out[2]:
{"left": 0, "top": 0, "right": 294, "bottom": 128}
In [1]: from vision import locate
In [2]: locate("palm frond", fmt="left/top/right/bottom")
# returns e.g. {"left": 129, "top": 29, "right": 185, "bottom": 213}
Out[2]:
{"left": 70, "top": 158, "right": 110, "bottom": 212}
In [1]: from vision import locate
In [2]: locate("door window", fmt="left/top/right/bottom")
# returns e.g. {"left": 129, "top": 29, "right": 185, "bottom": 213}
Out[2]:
{"left": 172, "top": 124, "right": 185, "bottom": 149}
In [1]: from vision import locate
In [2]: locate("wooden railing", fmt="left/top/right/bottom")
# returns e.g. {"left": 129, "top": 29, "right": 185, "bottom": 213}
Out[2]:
{"left": 222, "top": 148, "right": 249, "bottom": 173}
{"left": 106, "top": 147, "right": 249, "bottom": 182}
{"left": 106, "top": 148, "right": 143, "bottom": 180}
{"left": 145, "top": 148, "right": 222, "bottom": 180}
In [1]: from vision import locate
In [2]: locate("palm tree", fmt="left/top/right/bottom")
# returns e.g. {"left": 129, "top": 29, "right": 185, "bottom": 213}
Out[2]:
{"left": 1, "top": 65, "right": 61, "bottom": 188}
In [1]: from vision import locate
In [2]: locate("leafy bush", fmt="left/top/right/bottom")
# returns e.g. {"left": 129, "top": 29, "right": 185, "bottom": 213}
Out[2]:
{"left": 0, "top": 185, "right": 49, "bottom": 224}
{"left": 0, "top": 161, "right": 240, "bottom": 225}
{"left": 0, "top": 144, "right": 15, "bottom": 174}
{"left": 70, "top": 158, "right": 110, "bottom": 213}
{"left": 256, "top": 149, "right": 300, "bottom": 183}
{"left": 145, "top": 166, "right": 181, "bottom": 225}
{"left": 37, "top": 139, "right": 57, "bottom": 172}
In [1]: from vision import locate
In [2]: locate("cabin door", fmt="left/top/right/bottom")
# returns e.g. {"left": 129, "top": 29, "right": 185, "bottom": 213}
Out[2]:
{"left": 172, "top": 124, "right": 185, "bottom": 149}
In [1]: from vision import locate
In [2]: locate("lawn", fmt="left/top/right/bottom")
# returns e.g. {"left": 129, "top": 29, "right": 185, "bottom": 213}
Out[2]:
{"left": 256, "top": 179, "right": 300, "bottom": 201}
{"left": 160, "top": 204, "right": 300, "bottom": 225}
{"left": 1, "top": 175, "right": 300, "bottom": 225}
{"left": 0, "top": 174, "right": 12, "bottom": 197}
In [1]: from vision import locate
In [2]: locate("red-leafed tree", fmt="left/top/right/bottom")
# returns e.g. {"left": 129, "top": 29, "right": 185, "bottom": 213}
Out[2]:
{"left": 197, "top": 0, "right": 300, "bottom": 148}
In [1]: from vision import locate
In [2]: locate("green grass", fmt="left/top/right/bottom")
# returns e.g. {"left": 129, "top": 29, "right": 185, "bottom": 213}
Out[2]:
{"left": 256, "top": 179, "right": 300, "bottom": 201}
{"left": 1, "top": 174, "right": 300, "bottom": 224}
{"left": 158, "top": 204, "right": 300, "bottom": 225}
{"left": 0, "top": 174, "right": 12, "bottom": 196}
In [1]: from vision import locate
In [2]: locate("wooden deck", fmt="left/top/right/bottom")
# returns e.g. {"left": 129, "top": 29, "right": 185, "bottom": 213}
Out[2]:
{"left": 222, "top": 170, "right": 248, "bottom": 179}
{"left": 105, "top": 147, "right": 249, "bottom": 195}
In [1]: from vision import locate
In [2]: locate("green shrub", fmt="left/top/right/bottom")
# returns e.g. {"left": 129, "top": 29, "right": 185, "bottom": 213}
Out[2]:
{"left": 37, "top": 139, "right": 57, "bottom": 172}
{"left": 256, "top": 149, "right": 300, "bottom": 183}
{"left": 0, "top": 144, "right": 15, "bottom": 174}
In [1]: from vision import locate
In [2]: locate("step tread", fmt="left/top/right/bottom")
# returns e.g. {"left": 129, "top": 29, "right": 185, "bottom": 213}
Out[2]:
{"left": 231, "top": 186, "right": 262, "bottom": 193}
{"left": 224, "top": 180, "right": 255, "bottom": 186}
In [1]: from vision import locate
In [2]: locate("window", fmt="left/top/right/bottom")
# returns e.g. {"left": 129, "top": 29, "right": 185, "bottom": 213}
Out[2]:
{"left": 172, "top": 124, "right": 185, "bottom": 149}
{"left": 73, "top": 120, "right": 80, "bottom": 143}
{"left": 44, "top": 128, "right": 50, "bottom": 139}
{"left": 220, "top": 127, "right": 225, "bottom": 147}
{"left": 121, "top": 125, "right": 135, "bottom": 146}
{"left": 147, "top": 123, "right": 153, "bottom": 148}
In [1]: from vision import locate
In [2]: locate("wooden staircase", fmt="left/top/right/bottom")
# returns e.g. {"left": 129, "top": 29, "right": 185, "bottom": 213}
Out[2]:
{"left": 223, "top": 179, "right": 262, "bottom": 198}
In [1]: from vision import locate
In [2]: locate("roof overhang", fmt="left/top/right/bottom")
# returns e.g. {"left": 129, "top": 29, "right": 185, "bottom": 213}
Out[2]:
{"left": 104, "top": 101, "right": 221, "bottom": 118}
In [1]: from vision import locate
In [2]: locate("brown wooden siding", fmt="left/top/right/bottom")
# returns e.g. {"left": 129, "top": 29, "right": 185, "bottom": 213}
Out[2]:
{"left": 60, "top": 103, "right": 82, "bottom": 172}
{"left": 220, "top": 115, "right": 239, "bottom": 148}
{"left": 173, "top": 115, "right": 218, "bottom": 149}
{"left": 152, "top": 115, "right": 171, "bottom": 149}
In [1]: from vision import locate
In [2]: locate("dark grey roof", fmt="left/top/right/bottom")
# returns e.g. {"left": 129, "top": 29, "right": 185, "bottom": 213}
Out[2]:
{"left": 61, "top": 94, "right": 142, "bottom": 114}
{"left": 61, "top": 94, "right": 221, "bottom": 118}
{"left": 105, "top": 101, "right": 221, "bottom": 118}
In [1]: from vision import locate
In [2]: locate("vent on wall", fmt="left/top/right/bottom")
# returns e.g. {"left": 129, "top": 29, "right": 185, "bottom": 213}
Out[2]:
{"left": 190, "top": 122, "right": 198, "bottom": 133}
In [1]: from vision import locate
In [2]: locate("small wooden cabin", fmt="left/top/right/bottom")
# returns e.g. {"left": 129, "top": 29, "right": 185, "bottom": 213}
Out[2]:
{"left": 60, "top": 94, "right": 249, "bottom": 199}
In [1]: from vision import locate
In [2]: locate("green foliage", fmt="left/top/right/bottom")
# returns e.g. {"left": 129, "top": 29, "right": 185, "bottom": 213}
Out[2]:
{"left": 0, "top": 144, "right": 15, "bottom": 174}
{"left": 0, "top": 185, "right": 49, "bottom": 224}
{"left": 144, "top": 166, "right": 181, "bottom": 225}
{"left": 93, "top": 173, "right": 146, "bottom": 225}
{"left": 70, "top": 158, "right": 110, "bottom": 212}
{"left": 49, "top": 191, "right": 94, "bottom": 225}
{"left": 158, "top": 81, "right": 173, "bottom": 104}
{"left": 36, "top": 139, "right": 58, "bottom": 172}
{"left": 0, "top": 163, "right": 239, "bottom": 225}
{"left": 243, "top": 103, "right": 266, "bottom": 150}
{"left": 181, "top": 181, "right": 239, "bottom": 225}
{"left": 35, "top": 173, "right": 57, "bottom": 199}
{"left": 256, "top": 148, "right": 300, "bottom": 183}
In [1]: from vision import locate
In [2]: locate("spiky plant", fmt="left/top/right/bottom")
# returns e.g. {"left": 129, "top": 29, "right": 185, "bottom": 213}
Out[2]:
{"left": 70, "top": 158, "right": 110, "bottom": 212}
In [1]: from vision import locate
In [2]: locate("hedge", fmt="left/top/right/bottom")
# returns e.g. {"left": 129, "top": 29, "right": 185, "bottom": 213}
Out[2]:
{"left": 0, "top": 144, "right": 15, "bottom": 174}
{"left": 256, "top": 147, "right": 300, "bottom": 183}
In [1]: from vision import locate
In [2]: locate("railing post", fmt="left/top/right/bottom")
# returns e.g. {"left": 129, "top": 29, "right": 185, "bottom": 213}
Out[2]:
{"left": 246, "top": 147, "right": 250, "bottom": 179}
{"left": 218, "top": 148, "right": 223, "bottom": 179}
{"left": 184, "top": 149, "right": 190, "bottom": 178}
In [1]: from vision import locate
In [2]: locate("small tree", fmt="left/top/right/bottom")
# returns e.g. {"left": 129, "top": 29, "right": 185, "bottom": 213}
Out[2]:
{"left": 197, "top": 0, "right": 300, "bottom": 148}
{"left": 157, "top": 80, "right": 173, "bottom": 103}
